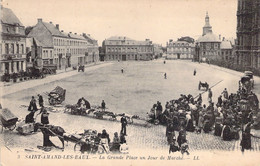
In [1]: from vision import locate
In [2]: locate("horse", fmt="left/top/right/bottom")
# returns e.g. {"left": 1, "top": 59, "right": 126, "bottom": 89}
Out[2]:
{"left": 198, "top": 81, "right": 209, "bottom": 91}
{"left": 36, "top": 123, "right": 66, "bottom": 150}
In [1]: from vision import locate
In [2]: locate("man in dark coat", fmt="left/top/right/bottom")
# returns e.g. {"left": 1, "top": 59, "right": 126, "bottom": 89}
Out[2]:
{"left": 81, "top": 97, "right": 91, "bottom": 109}
{"left": 217, "top": 95, "right": 222, "bottom": 107}
{"left": 121, "top": 114, "right": 128, "bottom": 136}
{"left": 37, "top": 107, "right": 49, "bottom": 125}
{"left": 193, "top": 69, "right": 196, "bottom": 76}
{"left": 101, "top": 100, "right": 106, "bottom": 111}
{"left": 156, "top": 102, "right": 163, "bottom": 122}
{"left": 38, "top": 94, "right": 44, "bottom": 107}
{"left": 208, "top": 88, "right": 213, "bottom": 103}
{"left": 28, "top": 96, "right": 38, "bottom": 112}
{"left": 240, "top": 121, "right": 252, "bottom": 152}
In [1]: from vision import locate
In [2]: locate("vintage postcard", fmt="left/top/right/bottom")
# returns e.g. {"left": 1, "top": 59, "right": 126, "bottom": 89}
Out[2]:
{"left": 0, "top": 0, "right": 260, "bottom": 165}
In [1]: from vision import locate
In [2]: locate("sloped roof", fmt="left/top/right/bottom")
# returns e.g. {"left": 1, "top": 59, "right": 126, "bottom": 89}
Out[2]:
{"left": 1, "top": 7, "right": 23, "bottom": 26}
{"left": 62, "top": 31, "right": 89, "bottom": 41}
{"left": 68, "top": 33, "right": 85, "bottom": 40}
{"left": 107, "top": 36, "right": 134, "bottom": 41}
{"left": 42, "top": 22, "right": 66, "bottom": 37}
{"left": 33, "top": 37, "right": 44, "bottom": 47}
{"left": 84, "top": 34, "right": 96, "bottom": 41}
{"left": 220, "top": 40, "right": 232, "bottom": 49}
{"left": 197, "top": 32, "right": 221, "bottom": 43}
{"left": 26, "top": 37, "right": 44, "bottom": 48}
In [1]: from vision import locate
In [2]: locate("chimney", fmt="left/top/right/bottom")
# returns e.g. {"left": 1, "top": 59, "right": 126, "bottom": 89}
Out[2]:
{"left": 219, "top": 34, "right": 221, "bottom": 40}
{"left": 146, "top": 39, "right": 150, "bottom": 41}
{"left": 222, "top": 37, "right": 225, "bottom": 41}
{"left": 69, "top": 32, "right": 72, "bottom": 34}
{"left": 37, "top": 18, "right": 42, "bottom": 23}
{"left": 61, "top": 30, "right": 64, "bottom": 32}
{"left": 50, "top": 21, "right": 52, "bottom": 24}
{"left": 74, "top": 33, "right": 77, "bottom": 35}
{"left": 82, "top": 33, "right": 86, "bottom": 36}
{"left": 56, "top": 24, "right": 59, "bottom": 30}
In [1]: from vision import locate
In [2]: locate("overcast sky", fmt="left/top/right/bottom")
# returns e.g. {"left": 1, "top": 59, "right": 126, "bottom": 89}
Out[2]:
{"left": 3, "top": 0, "right": 237, "bottom": 46}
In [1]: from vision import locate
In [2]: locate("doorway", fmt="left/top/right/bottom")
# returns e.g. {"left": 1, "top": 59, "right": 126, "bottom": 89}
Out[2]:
{"left": 122, "top": 55, "right": 126, "bottom": 61}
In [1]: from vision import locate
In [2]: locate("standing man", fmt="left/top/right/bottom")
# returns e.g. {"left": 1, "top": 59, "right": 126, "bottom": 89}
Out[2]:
{"left": 121, "top": 68, "right": 124, "bottom": 74}
{"left": 164, "top": 73, "right": 167, "bottom": 79}
{"left": 121, "top": 114, "right": 128, "bottom": 136}
{"left": 38, "top": 94, "right": 44, "bottom": 107}
{"left": 28, "top": 96, "right": 38, "bottom": 112}
{"left": 208, "top": 88, "right": 213, "bottom": 104}
{"left": 193, "top": 69, "right": 196, "bottom": 76}
{"left": 222, "top": 88, "right": 228, "bottom": 100}
{"left": 101, "top": 100, "right": 106, "bottom": 111}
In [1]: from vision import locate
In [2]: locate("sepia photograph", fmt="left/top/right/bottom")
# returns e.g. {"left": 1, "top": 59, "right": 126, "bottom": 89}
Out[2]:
{"left": 0, "top": 0, "right": 260, "bottom": 165}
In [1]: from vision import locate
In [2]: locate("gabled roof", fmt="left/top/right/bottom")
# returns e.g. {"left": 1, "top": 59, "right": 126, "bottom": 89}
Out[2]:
{"left": 220, "top": 40, "right": 232, "bottom": 49}
{"left": 42, "top": 22, "right": 66, "bottom": 37}
{"left": 1, "top": 7, "right": 23, "bottom": 26}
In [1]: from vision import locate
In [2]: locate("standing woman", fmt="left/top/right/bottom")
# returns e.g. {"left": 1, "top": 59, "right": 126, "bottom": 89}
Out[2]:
{"left": 240, "top": 121, "right": 252, "bottom": 152}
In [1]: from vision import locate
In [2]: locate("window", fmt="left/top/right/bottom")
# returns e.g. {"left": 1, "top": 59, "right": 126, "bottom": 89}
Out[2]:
{"left": 16, "top": 44, "right": 19, "bottom": 54}
{"left": 10, "top": 44, "right": 14, "bottom": 54}
{"left": 21, "top": 44, "right": 24, "bottom": 54}
{"left": 5, "top": 43, "right": 9, "bottom": 54}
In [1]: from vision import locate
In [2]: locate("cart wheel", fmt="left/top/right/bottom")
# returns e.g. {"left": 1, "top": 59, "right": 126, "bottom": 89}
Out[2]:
{"left": 74, "top": 142, "right": 83, "bottom": 153}
{"left": 49, "top": 98, "right": 55, "bottom": 105}
{"left": 8, "top": 124, "right": 16, "bottom": 131}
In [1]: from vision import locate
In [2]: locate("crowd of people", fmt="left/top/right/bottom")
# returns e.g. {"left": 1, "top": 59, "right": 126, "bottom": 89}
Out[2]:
{"left": 76, "top": 129, "right": 129, "bottom": 154}
{"left": 148, "top": 84, "right": 259, "bottom": 153}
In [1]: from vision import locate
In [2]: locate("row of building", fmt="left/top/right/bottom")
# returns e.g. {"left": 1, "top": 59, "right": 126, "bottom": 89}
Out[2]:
{"left": 0, "top": 7, "right": 163, "bottom": 79}
{"left": 166, "top": 0, "right": 260, "bottom": 73}
{"left": 100, "top": 36, "right": 163, "bottom": 61}
{"left": 166, "top": 12, "right": 234, "bottom": 62}
{"left": 0, "top": 7, "right": 99, "bottom": 78}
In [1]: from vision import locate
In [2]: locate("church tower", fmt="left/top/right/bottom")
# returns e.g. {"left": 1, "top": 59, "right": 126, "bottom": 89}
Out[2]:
{"left": 202, "top": 11, "right": 212, "bottom": 36}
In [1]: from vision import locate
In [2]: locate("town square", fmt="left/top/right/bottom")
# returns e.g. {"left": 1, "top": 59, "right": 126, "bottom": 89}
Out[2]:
{"left": 0, "top": 0, "right": 260, "bottom": 165}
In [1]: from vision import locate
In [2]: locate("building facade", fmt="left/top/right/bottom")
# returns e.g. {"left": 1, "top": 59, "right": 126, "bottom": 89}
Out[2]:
{"left": 102, "top": 36, "right": 154, "bottom": 61}
{"left": 236, "top": 0, "right": 260, "bottom": 70}
{"left": 220, "top": 39, "right": 233, "bottom": 62}
{"left": 166, "top": 40, "right": 195, "bottom": 59}
{"left": 82, "top": 33, "right": 99, "bottom": 63}
{"left": 195, "top": 12, "right": 222, "bottom": 62}
{"left": 153, "top": 44, "right": 163, "bottom": 59}
{"left": 0, "top": 7, "right": 27, "bottom": 77}
{"left": 28, "top": 19, "right": 99, "bottom": 70}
